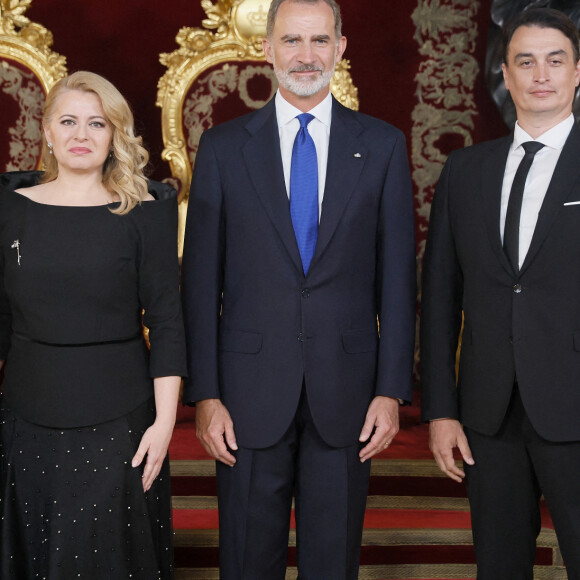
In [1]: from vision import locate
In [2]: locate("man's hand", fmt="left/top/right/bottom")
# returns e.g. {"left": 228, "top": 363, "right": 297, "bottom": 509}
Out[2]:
{"left": 195, "top": 398, "right": 238, "bottom": 466}
{"left": 429, "top": 418, "right": 474, "bottom": 482}
{"left": 359, "top": 396, "right": 400, "bottom": 462}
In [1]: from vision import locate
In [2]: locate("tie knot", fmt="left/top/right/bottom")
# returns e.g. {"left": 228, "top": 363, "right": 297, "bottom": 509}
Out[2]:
{"left": 297, "top": 113, "right": 315, "bottom": 128}
{"left": 521, "top": 141, "right": 544, "bottom": 156}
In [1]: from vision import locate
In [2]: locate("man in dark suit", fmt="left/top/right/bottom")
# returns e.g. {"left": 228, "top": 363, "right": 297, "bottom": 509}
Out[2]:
{"left": 180, "top": 0, "right": 416, "bottom": 577}
{"left": 421, "top": 7, "right": 580, "bottom": 578}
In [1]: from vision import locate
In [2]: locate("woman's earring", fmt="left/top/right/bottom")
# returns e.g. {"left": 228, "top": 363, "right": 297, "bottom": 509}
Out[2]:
{"left": 48, "top": 143, "right": 53, "bottom": 155}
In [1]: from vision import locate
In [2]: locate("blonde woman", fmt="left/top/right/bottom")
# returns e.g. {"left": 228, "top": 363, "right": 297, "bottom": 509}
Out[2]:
{"left": 0, "top": 71, "right": 186, "bottom": 579}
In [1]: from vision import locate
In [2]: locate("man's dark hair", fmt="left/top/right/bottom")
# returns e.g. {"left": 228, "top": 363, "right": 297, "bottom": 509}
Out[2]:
{"left": 266, "top": 0, "right": 342, "bottom": 39}
{"left": 502, "top": 7, "right": 580, "bottom": 64}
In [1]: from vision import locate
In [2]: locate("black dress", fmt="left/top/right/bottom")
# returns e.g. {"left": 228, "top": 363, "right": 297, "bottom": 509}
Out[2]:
{"left": 0, "top": 171, "right": 187, "bottom": 579}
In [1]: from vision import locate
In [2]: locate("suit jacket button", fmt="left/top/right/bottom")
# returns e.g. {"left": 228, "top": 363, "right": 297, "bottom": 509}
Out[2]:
{"left": 301, "top": 288, "right": 310, "bottom": 298}
{"left": 513, "top": 284, "right": 522, "bottom": 294}
{"left": 297, "top": 332, "right": 304, "bottom": 342}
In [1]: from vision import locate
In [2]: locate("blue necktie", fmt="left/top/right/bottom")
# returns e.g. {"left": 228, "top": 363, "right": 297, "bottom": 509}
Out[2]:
{"left": 290, "top": 113, "right": 318, "bottom": 275}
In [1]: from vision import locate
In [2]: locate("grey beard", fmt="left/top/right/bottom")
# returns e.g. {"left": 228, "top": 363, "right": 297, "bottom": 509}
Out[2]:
{"left": 274, "top": 63, "right": 335, "bottom": 97}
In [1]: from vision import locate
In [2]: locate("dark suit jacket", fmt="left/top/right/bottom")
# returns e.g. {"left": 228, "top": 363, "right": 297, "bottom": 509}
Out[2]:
{"left": 182, "top": 97, "right": 416, "bottom": 449}
{"left": 421, "top": 124, "right": 580, "bottom": 442}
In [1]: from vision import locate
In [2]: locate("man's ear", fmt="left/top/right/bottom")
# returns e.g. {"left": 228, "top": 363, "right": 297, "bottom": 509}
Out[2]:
{"left": 335, "top": 35, "right": 347, "bottom": 63}
{"left": 502, "top": 62, "right": 510, "bottom": 91}
{"left": 263, "top": 38, "right": 274, "bottom": 64}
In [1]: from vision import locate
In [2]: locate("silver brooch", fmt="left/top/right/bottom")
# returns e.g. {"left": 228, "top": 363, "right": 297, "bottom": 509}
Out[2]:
{"left": 11, "top": 240, "right": 21, "bottom": 266}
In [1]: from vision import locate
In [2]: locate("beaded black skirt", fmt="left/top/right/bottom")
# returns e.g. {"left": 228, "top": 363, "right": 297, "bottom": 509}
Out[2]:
{"left": 0, "top": 397, "right": 174, "bottom": 579}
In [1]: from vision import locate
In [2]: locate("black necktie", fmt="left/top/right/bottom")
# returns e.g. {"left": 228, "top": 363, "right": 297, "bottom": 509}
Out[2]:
{"left": 503, "top": 141, "right": 545, "bottom": 273}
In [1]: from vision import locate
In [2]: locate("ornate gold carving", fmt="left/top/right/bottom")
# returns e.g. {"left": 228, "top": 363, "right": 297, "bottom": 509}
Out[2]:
{"left": 201, "top": 0, "right": 239, "bottom": 37}
{"left": 0, "top": 0, "right": 32, "bottom": 34}
{"left": 330, "top": 59, "right": 358, "bottom": 113}
{"left": 246, "top": 4, "right": 268, "bottom": 30}
{"left": 411, "top": 0, "right": 480, "bottom": 258}
{"left": 0, "top": 0, "right": 66, "bottom": 88}
{"left": 0, "top": 0, "right": 67, "bottom": 170}
{"left": 233, "top": 0, "right": 268, "bottom": 41}
{"left": 157, "top": 0, "right": 359, "bottom": 255}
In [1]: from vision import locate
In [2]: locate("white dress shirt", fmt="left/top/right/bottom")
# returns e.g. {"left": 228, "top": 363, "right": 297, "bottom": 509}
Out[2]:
{"left": 500, "top": 114, "right": 574, "bottom": 269}
{"left": 275, "top": 90, "right": 332, "bottom": 220}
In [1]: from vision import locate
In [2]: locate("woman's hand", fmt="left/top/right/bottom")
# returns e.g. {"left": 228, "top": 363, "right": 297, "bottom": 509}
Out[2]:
{"left": 131, "top": 375, "right": 181, "bottom": 492}
{"left": 132, "top": 418, "right": 175, "bottom": 492}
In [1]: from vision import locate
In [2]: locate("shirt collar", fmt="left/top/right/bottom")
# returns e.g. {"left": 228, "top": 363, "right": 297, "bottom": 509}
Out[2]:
{"left": 513, "top": 114, "right": 574, "bottom": 151}
{"left": 275, "top": 89, "right": 333, "bottom": 128}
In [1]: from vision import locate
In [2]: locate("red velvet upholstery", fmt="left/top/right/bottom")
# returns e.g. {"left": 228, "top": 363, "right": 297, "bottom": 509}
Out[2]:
{"left": 0, "top": 58, "right": 46, "bottom": 172}
{"left": 182, "top": 61, "right": 277, "bottom": 167}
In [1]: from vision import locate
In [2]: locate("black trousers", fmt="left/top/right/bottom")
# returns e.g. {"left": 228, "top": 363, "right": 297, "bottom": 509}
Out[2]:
{"left": 465, "top": 387, "right": 580, "bottom": 580}
{"left": 216, "top": 390, "right": 371, "bottom": 580}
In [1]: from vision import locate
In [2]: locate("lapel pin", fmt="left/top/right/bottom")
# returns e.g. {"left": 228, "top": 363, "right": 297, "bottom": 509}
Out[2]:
{"left": 354, "top": 153, "right": 362, "bottom": 158}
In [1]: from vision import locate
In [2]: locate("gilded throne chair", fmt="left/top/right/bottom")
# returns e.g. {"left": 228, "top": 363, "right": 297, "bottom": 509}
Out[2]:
{"left": 0, "top": 1, "right": 66, "bottom": 172}
{"left": 156, "top": 0, "right": 359, "bottom": 256}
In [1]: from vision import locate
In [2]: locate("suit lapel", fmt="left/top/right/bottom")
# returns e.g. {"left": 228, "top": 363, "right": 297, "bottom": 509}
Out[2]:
{"left": 310, "top": 99, "right": 367, "bottom": 271}
{"left": 520, "top": 124, "right": 580, "bottom": 275}
{"left": 242, "top": 100, "right": 303, "bottom": 274}
{"left": 480, "top": 136, "right": 513, "bottom": 276}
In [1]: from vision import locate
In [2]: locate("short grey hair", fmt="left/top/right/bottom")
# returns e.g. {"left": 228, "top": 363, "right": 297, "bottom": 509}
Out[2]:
{"left": 266, "top": 0, "right": 343, "bottom": 39}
